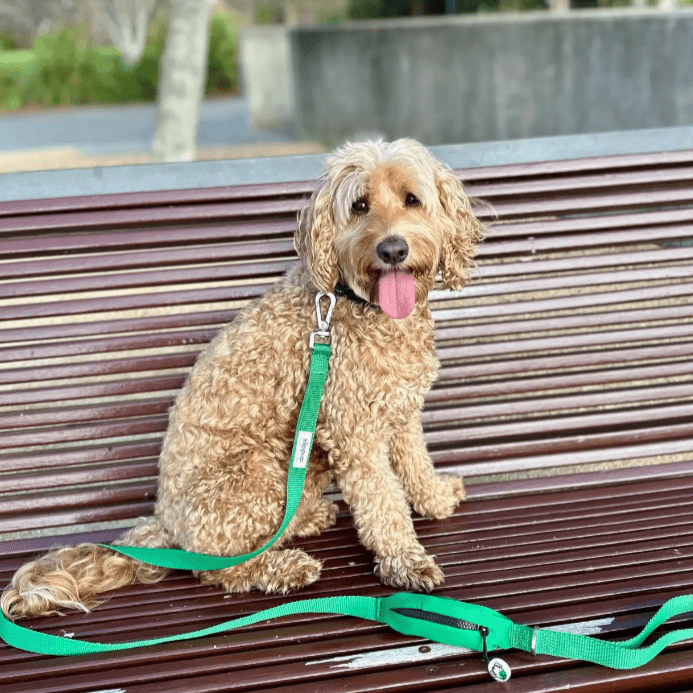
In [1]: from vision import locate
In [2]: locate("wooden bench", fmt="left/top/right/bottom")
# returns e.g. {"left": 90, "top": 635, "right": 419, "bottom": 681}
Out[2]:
{"left": 2, "top": 146, "right": 693, "bottom": 692}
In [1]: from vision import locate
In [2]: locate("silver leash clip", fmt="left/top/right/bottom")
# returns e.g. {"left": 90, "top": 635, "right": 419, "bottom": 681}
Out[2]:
{"left": 310, "top": 291, "right": 336, "bottom": 350}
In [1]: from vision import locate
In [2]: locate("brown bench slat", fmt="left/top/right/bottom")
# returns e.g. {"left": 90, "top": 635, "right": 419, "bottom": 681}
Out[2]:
{"left": 0, "top": 309, "right": 235, "bottom": 345}
{"left": 477, "top": 245, "right": 693, "bottom": 279}
{"left": 446, "top": 436, "right": 693, "bottom": 477}
{"left": 0, "top": 375, "right": 186, "bottom": 407}
{"left": 0, "top": 259, "right": 296, "bottom": 300}
{"left": 469, "top": 162, "right": 693, "bottom": 197}
{"left": 0, "top": 416, "right": 167, "bottom": 450}
{"left": 0, "top": 502, "right": 155, "bottom": 534}
{"left": 0, "top": 239, "right": 296, "bottom": 281}
{"left": 0, "top": 180, "right": 316, "bottom": 218}
{"left": 0, "top": 221, "right": 293, "bottom": 256}
{"left": 432, "top": 421, "right": 693, "bottom": 466}
{"left": 0, "top": 283, "right": 272, "bottom": 322}
{"left": 436, "top": 303, "right": 693, "bottom": 342}
{"left": 0, "top": 198, "right": 306, "bottom": 236}
{"left": 0, "top": 441, "right": 160, "bottom": 473}
{"left": 0, "top": 332, "right": 214, "bottom": 366}
{"left": 437, "top": 323, "right": 693, "bottom": 362}
{"left": 482, "top": 205, "right": 693, "bottom": 240}
{"left": 0, "top": 464, "right": 157, "bottom": 492}
{"left": 438, "top": 343, "right": 693, "bottom": 381}
{"left": 433, "top": 361, "right": 693, "bottom": 400}
{"left": 0, "top": 478, "right": 155, "bottom": 516}
{"left": 456, "top": 148, "right": 693, "bottom": 181}
{"left": 423, "top": 381, "right": 693, "bottom": 422}
{"left": 434, "top": 282, "right": 693, "bottom": 322}
{"left": 0, "top": 353, "right": 194, "bottom": 386}
{"left": 0, "top": 460, "right": 158, "bottom": 494}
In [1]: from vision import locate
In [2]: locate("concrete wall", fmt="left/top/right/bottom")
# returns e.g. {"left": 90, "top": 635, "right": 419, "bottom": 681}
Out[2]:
{"left": 238, "top": 26, "right": 294, "bottom": 130}
{"left": 290, "top": 10, "right": 693, "bottom": 146}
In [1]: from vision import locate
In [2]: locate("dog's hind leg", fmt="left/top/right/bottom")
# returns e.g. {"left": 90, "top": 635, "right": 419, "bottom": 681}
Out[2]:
{"left": 1, "top": 517, "right": 173, "bottom": 620}
{"left": 196, "top": 548, "right": 322, "bottom": 595}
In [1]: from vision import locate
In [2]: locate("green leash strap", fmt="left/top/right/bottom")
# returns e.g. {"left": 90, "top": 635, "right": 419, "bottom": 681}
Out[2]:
{"left": 0, "top": 595, "right": 379, "bottom": 657}
{"left": 3, "top": 290, "right": 693, "bottom": 681}
{"left": 3, "top": 588, "right": 693, "bottom": 679}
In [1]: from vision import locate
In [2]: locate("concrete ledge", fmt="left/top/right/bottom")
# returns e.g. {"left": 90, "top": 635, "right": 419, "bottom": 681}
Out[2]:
{"left": 2, "top": 124, "right": 693, "bottom": 202}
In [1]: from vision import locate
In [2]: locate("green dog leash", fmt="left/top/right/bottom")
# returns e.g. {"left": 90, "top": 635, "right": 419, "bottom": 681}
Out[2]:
{"left": 2, "top": 291, "right": 693, "bottom": 682}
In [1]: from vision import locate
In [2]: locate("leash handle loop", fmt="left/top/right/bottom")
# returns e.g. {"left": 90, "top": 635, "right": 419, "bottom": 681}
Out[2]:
{"left": 510, "top": 593, "right": 693, "bottom": 670}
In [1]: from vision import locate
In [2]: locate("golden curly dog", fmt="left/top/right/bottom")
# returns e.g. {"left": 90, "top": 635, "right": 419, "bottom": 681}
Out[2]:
{"left": 2, "top": 138, "right": 483, "bottom": 620}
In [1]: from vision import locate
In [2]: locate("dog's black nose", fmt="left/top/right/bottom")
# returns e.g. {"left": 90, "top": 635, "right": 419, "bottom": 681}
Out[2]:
{"left": 377, "top": 236, "right": 409, "bottom": 265}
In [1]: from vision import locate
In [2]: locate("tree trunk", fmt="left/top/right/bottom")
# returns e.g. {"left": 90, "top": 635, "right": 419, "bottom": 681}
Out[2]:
{"left": 152, "top": 0, "right": 215, "bottom": 162}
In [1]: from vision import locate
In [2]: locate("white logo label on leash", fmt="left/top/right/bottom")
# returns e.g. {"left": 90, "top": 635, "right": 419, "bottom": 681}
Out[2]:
{"left": 293, "top": 430, "right": 313, "bottom": 468}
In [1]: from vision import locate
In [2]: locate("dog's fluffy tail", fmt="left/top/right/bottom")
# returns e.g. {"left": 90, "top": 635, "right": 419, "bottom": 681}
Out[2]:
{"left": 1, "top": 518, "right": 172, "bottom": 620}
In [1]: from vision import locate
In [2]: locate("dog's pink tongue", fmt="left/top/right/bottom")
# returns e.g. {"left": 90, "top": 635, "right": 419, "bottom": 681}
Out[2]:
{"left": 378, "top": 267, "right": 415, "bottom": 319}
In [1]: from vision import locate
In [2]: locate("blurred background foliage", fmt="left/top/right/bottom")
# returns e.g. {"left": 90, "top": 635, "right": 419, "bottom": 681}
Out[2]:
{"left": 0, "top": 3, "right": 240, "bottom": 110}
{"left": 0, "top": 0, "right": 685, "bottom": 111}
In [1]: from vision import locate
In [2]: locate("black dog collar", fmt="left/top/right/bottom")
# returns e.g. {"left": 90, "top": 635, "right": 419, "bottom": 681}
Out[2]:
{"left": 334, "top": 283, "right": 380, "bottom": 311}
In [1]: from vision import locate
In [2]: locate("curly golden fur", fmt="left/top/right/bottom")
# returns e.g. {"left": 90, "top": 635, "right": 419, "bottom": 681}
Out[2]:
{"left": 2, "top": 138, "right": 483, "bottom": 620}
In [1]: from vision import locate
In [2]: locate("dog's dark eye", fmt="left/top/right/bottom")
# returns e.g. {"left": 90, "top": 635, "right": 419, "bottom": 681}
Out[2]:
{"left": 405, "top": 193, "right": 420, "bottom": 207}
{"left": 351, "top": 197, "right": 369, "bottom": 214}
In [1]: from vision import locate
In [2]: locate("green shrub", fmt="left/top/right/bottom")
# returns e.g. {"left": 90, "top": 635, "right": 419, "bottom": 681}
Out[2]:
{"left": 348, "top": 0, "right": 409, "bottom": 19}
{"left": 0, "top": 31, "right": 16, "bottom": 51}
{"left": 20, "top": 28, "right": 126, "bottom": 106}
{"left": 0, "top": 50, "right": 33, "bottom": 109}
{"left": 126, "top": 12, "right": 167, "bottom": 101}
{"left": 26, "top": 28, "right": 90, "bottom": 105}
{"left": 206, "top": 6, "right": 240, "bottom": 95}
{"left": 255, "top": 4, "right": 284, "bottom": 23}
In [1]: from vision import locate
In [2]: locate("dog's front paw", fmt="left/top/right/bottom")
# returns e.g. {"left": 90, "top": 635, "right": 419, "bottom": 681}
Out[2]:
{"left": 374, "top": 552, "right": 444, "bottom": 592}
{"left": 412, "top": 473, "right": 466, "bottom": 520}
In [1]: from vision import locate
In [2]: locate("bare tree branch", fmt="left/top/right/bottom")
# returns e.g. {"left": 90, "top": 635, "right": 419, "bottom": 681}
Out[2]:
{"left": 96, "top": 0, "right": 157, "bottom": 65}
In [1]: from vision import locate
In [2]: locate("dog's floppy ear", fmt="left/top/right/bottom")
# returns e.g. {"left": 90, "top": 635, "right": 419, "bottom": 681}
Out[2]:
{"left": 434, "top": 162, "right": 484, "bottom": 292}
{"left": 295, "top": 181, "right": 340, "bottom": 294}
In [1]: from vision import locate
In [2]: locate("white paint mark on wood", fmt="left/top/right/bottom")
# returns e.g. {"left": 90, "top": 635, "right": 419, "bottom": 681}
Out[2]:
{"left": 305, "top": 642, "right": 471, "bottom": 670}
{"left": 547, "top": 617, "right": 614, "bottom": 636}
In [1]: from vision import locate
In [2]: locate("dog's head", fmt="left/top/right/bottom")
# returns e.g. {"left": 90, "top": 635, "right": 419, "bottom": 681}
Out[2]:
{"left": 294, "top": 138, "right": 483, "bottom": 319}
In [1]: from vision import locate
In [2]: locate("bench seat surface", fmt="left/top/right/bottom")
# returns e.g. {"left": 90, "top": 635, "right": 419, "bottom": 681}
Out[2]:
{"left": 2, "top": 149, "right": 693, "bottom": 691}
